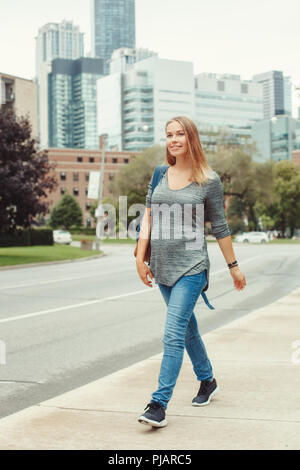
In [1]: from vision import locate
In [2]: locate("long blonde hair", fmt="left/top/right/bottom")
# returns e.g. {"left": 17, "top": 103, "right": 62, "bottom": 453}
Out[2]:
{"left": 165, "top": 116, "right": 214, "bottom": 185}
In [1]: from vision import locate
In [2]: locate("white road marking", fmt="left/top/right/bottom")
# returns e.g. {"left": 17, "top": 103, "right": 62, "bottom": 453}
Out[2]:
{"left": 0, "top": 267, "right": 134, "bottom": 290}
{"left": 0, "top": 287, "right": 159, "bottom": 325}
{"left": 0, "top": 254, "right": 264, "bottom": 325}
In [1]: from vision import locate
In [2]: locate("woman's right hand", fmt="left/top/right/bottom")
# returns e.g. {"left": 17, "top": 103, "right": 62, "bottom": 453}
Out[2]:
{"left": 136, "top": 259, "right": 154, "bottom": 287}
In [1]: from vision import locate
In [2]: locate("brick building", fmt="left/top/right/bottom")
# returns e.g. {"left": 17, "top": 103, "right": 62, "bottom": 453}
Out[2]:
{"left": 0, "top": 72, "right": 38, "bottom": 138}
{"left": 45, "top": 147, "right": 137, "bottom": 227}
{"left": 292, "top": 150, "right": 300, "bottom": 168}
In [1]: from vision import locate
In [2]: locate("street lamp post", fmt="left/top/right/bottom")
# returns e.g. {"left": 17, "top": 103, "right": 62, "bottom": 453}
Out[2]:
{"left": 95, "top": 134, "right": 108, "bottom": 251}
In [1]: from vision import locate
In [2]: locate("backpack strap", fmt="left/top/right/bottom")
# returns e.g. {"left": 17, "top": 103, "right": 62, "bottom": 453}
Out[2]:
{"left": 136, "top": 165, "right": 169, "bottom": 241}
{"left": 151, "top": 164, "right": 169, "bottom": 192}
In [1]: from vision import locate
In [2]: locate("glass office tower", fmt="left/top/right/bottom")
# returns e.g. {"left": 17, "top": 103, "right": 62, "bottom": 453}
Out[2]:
{"left": 252, "top": 71, "right": 292, "bottom": 119}
{"left": 91, "top": 0, "right": 136, "bottom": 74}
{"left": 49, "top": 58, "right": 104, "bottom": 149}
{"left": 35, "top": 20, "right": 85, "bottom": 149}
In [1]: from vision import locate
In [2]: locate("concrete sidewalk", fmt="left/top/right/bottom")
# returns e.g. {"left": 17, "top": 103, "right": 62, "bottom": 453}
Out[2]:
{"left": 0, "top": 287, "right": 299, "bottom": 450}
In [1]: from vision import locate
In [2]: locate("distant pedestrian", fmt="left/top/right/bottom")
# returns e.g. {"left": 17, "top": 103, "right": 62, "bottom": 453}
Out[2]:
{"left": 135, "top": 116, "right": 246, "bottom": 428}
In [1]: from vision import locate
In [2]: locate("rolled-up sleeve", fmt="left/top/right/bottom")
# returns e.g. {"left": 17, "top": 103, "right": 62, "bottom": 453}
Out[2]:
{"left": 205, "top": 173, "right": 231, "bottom": 240}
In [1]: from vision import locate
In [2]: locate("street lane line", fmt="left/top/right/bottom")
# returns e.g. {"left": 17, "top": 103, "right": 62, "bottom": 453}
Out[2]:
{"left": 0, "top": 255, "right": 263, "bottom": 325}
{"left": 0, "top": 253, "right": 269, "bottom": 291}
{"left": 0, "top": 267, "right": 134, "bottom": 290}
{"left": 0, "top": 287, "right": 159, "bottom": 325}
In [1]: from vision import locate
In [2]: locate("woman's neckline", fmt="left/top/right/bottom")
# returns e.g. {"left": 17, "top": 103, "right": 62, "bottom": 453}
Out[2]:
{"left": 166, "top": 167, "right": 195, "bottom": 191}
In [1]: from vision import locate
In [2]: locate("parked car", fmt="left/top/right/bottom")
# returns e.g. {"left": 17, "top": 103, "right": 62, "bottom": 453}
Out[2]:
{"left": 234, "top": 231, "right": 269, "bottom": 243}
{"left": 53, "top": 230, "right": 72, "bottom": 245}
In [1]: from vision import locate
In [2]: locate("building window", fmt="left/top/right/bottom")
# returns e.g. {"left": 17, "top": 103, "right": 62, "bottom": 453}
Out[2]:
{"left": 85, "top": 188, "right": 88, "bottom": 196}
{"left": 89, "top": 157, "right": 95, "bottom": 163}
{"left": 241, "top": 83, "right": 249, "bottom": 94}
{"left": 85, "top": 173, "right": 89, "bottom": 182}
{"left": 124, "top": 158, "right": 129, "bottom": 164}
{"left": 109, "top": 173, "right": 114, "bottom": 181}
{"left": 73, "top": 173, "right": 79, "bottom": 181}
{"left": 217, "top": 81, "right": 225, "bottom": 92}
{"left": 86, "top": 202, "right": 91, "bottom": 210}
{"left": 61, "top": 187, "right": 66, "bottom": 195}
{"left": 77, "top": 157, "right": 83, "bottom": 162}
{"left": 112, "top": 158, "right": 118, "bottom": 164}
{"left": 60, "top": 172, "right": 67, "bottom": 181}
{"left": 73, "top": 188, "right": 79, "bottom": 196}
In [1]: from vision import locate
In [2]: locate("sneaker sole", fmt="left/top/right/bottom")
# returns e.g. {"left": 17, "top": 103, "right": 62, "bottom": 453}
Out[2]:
{"left": 138, "top": 416, "right": 168, "bottom": 428}
{"left": 192, "top": 386, "right": 219, "bottom": 406}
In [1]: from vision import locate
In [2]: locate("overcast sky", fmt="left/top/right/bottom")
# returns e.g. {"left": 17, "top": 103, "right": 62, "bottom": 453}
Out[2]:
{"left": 1, "top": 0, "right": 299, "bottom": 114}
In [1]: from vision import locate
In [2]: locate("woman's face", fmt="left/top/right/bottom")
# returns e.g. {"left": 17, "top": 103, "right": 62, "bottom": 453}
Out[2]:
{"left": 166, "top": 121, "right": 188, "bottom": 158}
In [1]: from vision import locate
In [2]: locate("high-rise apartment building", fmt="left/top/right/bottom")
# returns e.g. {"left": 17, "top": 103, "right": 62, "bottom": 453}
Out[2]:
{"left": 0, "top": 73, "right": 38, "bottom": 138}
{"left": 48, "top": 58, "right": 104, "bottom": 149}
{"left": 98, "top": 54, "right": 195, "bottom": 151}
{"left": 35, "top": 21, "right": 84, "bottom": 80}
{"left": 252, "top": 70, "right": 292, "bottom": 119}
{"left": 195, "top": 73, "right": 263, "bottom": 148}
{"left": 35, "top": 21, "right": 85, "bottom": 148}
{"left": 91, "top": 0, "right": 136, "bottom": 74}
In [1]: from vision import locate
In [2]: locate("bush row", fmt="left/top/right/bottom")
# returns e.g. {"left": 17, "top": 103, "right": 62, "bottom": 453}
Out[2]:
{"left": 0, "top": 230, "right": 54, "bottom": 247}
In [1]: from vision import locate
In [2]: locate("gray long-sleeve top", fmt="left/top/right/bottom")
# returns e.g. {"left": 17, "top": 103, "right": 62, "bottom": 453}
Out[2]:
{"left": 145, "top": 166, "right": 231, "bottom": 292}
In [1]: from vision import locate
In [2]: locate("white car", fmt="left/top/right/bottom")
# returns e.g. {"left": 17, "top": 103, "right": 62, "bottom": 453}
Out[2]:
{"left": 53, "top": 230, "right": 72, "bottom": 245}
{"left": 234, "top": 231, "right": 269, "bottom": 243}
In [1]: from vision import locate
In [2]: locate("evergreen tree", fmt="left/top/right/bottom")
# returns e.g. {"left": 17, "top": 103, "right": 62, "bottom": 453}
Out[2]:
{"left": 49, "top": 193, "right": 83, "bottom": 229}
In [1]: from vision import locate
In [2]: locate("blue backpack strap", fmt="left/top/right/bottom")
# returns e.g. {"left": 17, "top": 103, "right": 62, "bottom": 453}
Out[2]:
{"left": 136, "top": 165, "right": 169, "bottom": 241}
{"left": 151, "top": 164, "right": 169, "bottom": 190}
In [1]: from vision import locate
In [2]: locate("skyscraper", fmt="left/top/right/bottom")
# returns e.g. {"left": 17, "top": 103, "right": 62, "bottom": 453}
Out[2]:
{"left": 91, "top": 0, "right": 136, "bottom": 74}
{"left": 35, "top": 20, "right": 84, "bottom": 148}
{"left": 48, "top": 58, "right": 104, "bottom": 149}
{"left": 35, "top": 21, "right": 84, "bottom": 81}
{"left": 252, "top": 70, "right": 292, "bottom": 119}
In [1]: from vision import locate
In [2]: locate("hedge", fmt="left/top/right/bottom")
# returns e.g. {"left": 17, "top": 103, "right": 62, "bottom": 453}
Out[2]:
{"left": 0, "top": 229, "right": 54, "bottom": 247}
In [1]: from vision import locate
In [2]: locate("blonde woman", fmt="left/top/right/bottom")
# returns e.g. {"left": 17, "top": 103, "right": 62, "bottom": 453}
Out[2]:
{"left": 136, "top": 116, "right": 246, "bottom": 428}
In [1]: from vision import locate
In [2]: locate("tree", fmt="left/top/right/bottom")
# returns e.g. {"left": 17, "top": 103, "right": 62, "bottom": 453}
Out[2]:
{"left": 0, "top": 108, "right": 57, "bottom": 233}
{"left": 272, "top": 161, "right": 300, "bottom": 237}
{"left": 206, "top": 146, "right": 276, "bottom": 232}
{"left": 49, "top": 193, "right": 83, "bottom": 229}
{"left": 109, "top": 145, "right": 166, "bottom": 207}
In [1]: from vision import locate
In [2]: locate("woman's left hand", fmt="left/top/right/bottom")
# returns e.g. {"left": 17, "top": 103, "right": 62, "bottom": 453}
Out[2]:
{"left": 230, "top": 266, "right": 246, "bottom": 291}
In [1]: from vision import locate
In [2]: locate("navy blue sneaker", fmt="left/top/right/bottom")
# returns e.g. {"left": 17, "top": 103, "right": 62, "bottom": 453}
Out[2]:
{"left": 138, "top": 402, "right": 167, "bottom": 428}
{"left": 192, "top": 378, "right": 218, "bottom": 406}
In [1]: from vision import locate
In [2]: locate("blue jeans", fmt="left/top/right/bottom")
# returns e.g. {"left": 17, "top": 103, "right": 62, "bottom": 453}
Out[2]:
{"left": 151, "top": 270, "right": 214, "bottom": 409}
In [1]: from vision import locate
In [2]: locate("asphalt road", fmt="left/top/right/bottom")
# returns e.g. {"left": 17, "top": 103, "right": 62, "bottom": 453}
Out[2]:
{"left": 0, "top": 242, "right": 300, "bottom": 419}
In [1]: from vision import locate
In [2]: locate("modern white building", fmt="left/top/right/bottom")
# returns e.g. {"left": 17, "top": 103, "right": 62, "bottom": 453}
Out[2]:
{"left": 98, "top": 53, "right": 195, "bottom": 151}
{"left": 35, "top": 21, "right": 84, "bottom": 149}
{"left": 195, "top": 73, "right": 263, "bottom": 147}
{"left": 252, "top": 70, "right": 292, "bottom": 119}
{"left": 109, "top": 47, "right": 157, "bottom": 74}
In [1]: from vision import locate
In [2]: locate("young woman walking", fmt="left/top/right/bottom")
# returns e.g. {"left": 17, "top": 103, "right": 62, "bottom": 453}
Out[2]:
{"left": 135, "top": 116, "right": 246, "bottom": 428}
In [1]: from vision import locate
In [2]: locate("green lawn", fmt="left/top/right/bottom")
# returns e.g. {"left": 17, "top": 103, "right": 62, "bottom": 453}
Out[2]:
{"left": 71, "top": 233, "right": 300, "bottom": 245}
{"left": 72, "top": 234, "right": 136, "bottom": 244}
{"left": 0, "top": 245, "right": 101, "bottom": 267}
